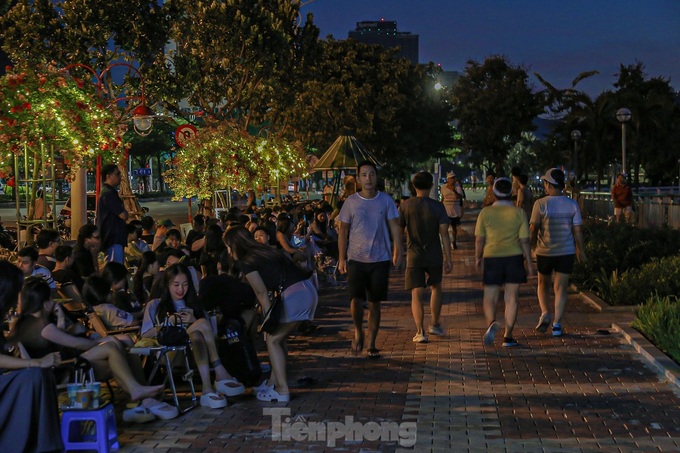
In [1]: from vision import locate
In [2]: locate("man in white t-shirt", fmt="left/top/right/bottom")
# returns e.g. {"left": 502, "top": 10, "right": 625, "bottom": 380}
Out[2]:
{"left": 337, "top": 161, "right": 404, "bottom": 359}
{"left": 530, "top": 168, "right": 587, "bottom": 337}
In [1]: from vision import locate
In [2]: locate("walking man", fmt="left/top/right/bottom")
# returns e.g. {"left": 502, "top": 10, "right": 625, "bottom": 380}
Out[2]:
{"left": 97, "top": 164, "right": 129, "bottom": 264}
{"left": 337, "top": 160, "right": 404, "bottom": 359}
{"left": 399, "top": 171, "right": 452, "bottom": 343}
{"left": 530, "top": 168, "right": 587, "bottom": 337}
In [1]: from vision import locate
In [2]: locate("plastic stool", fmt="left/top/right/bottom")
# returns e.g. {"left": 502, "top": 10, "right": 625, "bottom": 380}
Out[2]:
{"left": 61, "top": 403, "right": 119, "bottom": 452}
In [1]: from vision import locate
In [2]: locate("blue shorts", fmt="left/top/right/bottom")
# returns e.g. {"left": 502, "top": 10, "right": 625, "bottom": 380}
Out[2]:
{"left": 483, "top": 255, "right": 527, "bottom": 286}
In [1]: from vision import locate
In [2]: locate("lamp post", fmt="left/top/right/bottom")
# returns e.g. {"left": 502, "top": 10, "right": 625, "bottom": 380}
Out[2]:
{"left": 570, "top": 129, "right": 581, "bottom": 178}
{"left": 63, "top": 62, "right": 154, "bottom": 237}
{"left": 616, "top": 108, "right": 631, "bottom": 176}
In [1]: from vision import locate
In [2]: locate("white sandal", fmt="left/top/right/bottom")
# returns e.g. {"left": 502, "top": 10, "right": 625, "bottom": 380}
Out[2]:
{"left": 122, "top": 406, "right": 156, "bottom": 423}
{"left": 256, "top": 386, "right": 290, "bottom": 403}
{"left": 200, "top": 392, "right": 227, "bottom": 409}
{"left": 215, "top": 378, "right": 245, "bottom": 397}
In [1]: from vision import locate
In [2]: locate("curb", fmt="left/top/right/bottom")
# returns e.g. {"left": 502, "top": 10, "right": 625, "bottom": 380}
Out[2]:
{"left": 612, "top": 322, "right": 680, "bottom": 390}
{"left": 575, "top": 286, "right": 638, "bottom": 313}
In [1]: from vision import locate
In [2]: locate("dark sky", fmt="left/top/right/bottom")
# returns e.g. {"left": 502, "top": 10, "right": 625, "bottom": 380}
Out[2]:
{"left": 302, "top": 0, "right": 680, "bottom": 96}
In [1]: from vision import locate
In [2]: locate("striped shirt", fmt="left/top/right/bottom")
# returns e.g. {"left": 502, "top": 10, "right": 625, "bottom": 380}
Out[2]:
{"left": 530, "top": 196, "right": 582, "bottom": 256}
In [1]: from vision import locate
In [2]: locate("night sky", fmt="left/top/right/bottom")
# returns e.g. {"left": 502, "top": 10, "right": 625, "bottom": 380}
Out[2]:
{"left": 302, "top": 0, "right": 680, "bottom": 96}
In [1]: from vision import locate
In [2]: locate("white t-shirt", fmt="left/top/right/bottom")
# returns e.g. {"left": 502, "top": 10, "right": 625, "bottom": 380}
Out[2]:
{"left": 530, "top": 195, "right": 582, "bottom": 256}
{"left": 337, "top": 191, "right": 399, "bottom": 263}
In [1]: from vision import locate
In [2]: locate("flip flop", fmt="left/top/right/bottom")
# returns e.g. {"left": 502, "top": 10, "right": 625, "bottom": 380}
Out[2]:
{"left": 367, "top": 348, "right": 381, "bottom": 359}
{"left": 142, "top": 398, "right": 179, "bottom": 420}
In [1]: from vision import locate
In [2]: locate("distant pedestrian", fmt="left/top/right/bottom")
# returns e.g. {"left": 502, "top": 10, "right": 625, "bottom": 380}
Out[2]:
{"left": 337, "top": 160, "right": 404, "bottom": 359}
{"left": 530, "top": 168, "right": 587, "bottom": 337}
{"left": 611, "top": 173, "right": 633, "bottom": 223}
{"left": 475, "top": 178, "right": 534, "bottom": 347}
{"left": 482, "top": 172, "right": 496, "bottom": 207}
{"left": 516, "top": 174, "right": 535, "bottom": 219}
{"left": 440, "top": 171, "right": 465, "bottom": 249}
{"left": 96, "top": 164, "right": 129, "bottom": 264}
{"left": 399, "top": 171, "right": 452, "bottom": 343}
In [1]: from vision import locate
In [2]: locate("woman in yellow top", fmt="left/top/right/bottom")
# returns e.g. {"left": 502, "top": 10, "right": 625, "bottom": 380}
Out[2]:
{"left": 474, "top": 178, "right": 535, "bottom": 347}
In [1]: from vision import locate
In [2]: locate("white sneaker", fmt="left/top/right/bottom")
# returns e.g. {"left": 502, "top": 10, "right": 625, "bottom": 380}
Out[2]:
{"left": 483, "top": 322, "right": 500, "bottom": 346}
{"left": 412, "top": 333, "right": 429, "bottom": 343}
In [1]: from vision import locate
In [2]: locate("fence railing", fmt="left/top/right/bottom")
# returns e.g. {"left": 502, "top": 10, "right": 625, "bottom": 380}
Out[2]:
{"left": 580, "top": 192, "right": 680, "bottom": 229}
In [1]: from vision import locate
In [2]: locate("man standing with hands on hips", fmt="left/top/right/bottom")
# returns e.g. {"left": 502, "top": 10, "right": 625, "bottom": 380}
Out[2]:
{"left": 337, "top": 161, "right": 404, "bottom": 359}
{"left": 97, "top": 164, "right": 129, "bottom": 264}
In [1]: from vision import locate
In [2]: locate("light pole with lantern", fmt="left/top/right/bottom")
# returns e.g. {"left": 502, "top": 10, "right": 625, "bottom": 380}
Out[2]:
{"left": 616, "top": 108, "right": 631, "bottom": 176}
{"left": 570, "top": 129, "right": 581, "bottom": 179}
{"left": 63, "top": 62, "right": 154, "bottom": 237}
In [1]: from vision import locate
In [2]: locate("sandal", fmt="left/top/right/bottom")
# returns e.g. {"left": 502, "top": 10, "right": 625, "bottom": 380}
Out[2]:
{"left": 122, "top": 406, "right": 156, "bottom": 423}
{"left": 142, "top": 398, "right": 179, "bottom": 420}
{"left": 367, "top": 348, "right": 381, "bottom": 359}
{"left": 215, "top": 378, "right": 246, "bottom": 397}
{"left": 200, "top": 392, "right": 228, "bottom": 409}
{"left": 256, "top": 385, "right": 290, "bottom": 403}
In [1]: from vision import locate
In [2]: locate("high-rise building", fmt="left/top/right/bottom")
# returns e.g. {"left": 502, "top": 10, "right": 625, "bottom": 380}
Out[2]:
{"left": 348, "top": 20, "right": 418, "bottom": 65}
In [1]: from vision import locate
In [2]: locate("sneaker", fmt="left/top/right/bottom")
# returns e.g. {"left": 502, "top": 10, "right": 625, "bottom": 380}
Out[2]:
{"left": 552, "top": 324, "right": 563, "bottom": 337}
{"left": 413, "top": 333, "right": 429, "bottom": 343}
{"left": 428, "top": 325, "right": 445, "bottom": 336}
{"left": 502, "top": 337, "right": 518, "bottom": 347}
{"left": 535, "top": 313, "right": 551, "bottom": 333}
{"left": 483, "top": 322, "right": 499, "bottom": 346}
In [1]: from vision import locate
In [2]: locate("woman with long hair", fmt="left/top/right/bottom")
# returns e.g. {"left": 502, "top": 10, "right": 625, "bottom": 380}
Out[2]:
{"left": 10, "top": 277, "right": 164, "bottom": 403}
{"left": 102, "top": 261, "right": 140, "bottom": 314}
{"left": 132, "top": 250, "right": 159, "bottom": 305}
{"left": 0, "top": 261, "right": 63, "bottom": 452}
{"left": 223, "top": 225, "right": 318, "bottom": 403}
{"left": 140, "top": 263, "right": 245, "bottom": 408}
{"left": 199, "top": 223, "right": 225, "bottom": 278}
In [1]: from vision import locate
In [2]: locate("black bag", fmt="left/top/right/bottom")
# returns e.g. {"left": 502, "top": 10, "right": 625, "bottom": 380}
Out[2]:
{"left": 218, "top": 319, "right": 261, "bottom": 387}
{"left": 259, "top": 285, "right": 284, "bottom": 334}
{"left": 157, "top": 314, "right": 190, "bottom": 346}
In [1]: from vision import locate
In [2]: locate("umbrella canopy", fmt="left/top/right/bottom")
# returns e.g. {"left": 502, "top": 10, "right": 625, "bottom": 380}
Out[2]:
{"left": 313, "top": 134, "right": 382, "bottom": 171}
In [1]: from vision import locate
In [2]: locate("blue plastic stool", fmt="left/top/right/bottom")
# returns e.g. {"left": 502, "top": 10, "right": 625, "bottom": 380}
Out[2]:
{"left": 61, "top": 403, "right": 119, "bottom": 452}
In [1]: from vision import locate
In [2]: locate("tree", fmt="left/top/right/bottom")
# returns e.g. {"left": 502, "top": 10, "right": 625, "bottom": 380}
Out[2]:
{"left": 451, "top": 55, "right": 542, "bottom": 175}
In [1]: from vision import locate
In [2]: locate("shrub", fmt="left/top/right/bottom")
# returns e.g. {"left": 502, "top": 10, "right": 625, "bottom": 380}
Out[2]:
{"left": 632, "top": 295, "right": 680, "bottom": 364}
{"left": 607, "top": 256, "right": 680, "bottom": 306}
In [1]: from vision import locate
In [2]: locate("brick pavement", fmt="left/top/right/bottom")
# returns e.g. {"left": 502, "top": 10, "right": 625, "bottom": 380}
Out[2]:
{"left": 114, "top": 213, "right": 680, "bottom": 453}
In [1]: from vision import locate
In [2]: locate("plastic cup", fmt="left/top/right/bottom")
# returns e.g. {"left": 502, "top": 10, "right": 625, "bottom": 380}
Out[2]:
{"left": 87, "top": 382, "right": 102, "bottom": 408}
{"left": 75, "top": 389, "right": 93, "bottom": 409}
{"left": 67, "top": 383, "right": 80, "bottom": 407}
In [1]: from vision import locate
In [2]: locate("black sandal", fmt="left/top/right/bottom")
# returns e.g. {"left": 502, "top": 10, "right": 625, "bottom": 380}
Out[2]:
{"left": 367, "top": 348, "right": 381, "bottom": 359}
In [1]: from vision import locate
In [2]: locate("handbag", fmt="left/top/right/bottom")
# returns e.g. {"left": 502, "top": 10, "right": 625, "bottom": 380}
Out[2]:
{"left": 157, "top": 313, "right": 190, "bottom": 346}
{"left": 259, "top": 285, "right": 284, "bottom": 334}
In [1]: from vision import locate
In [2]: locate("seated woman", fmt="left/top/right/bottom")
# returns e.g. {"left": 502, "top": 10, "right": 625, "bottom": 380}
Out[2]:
{"left": 102, "top": 261, "right": 142, "bottom": 315}
{"left": 9, "top": 277, "right": 164, "bottom": 403}
{"left": 0, "top": 261, "right": 63, "bottom": 453}
{"left": 309, "top": 209, "right": 339, "bottom": 259}
{"left": 140, "top": 263, "right": 245, "bottom": 409}
{"left": 223, "top": 226, "right": 318, "bottom": 403}
{"left": 132, "top": 251, "right": 159, "bottom": 305}
{"left": 71, "top": 224, "right": 101, "bottom": 289}
{"left": 199, "top": 224, "right": 226, "bottom": 278}
{"left": 82, "top": 276, "right": 140, "bottom": 339}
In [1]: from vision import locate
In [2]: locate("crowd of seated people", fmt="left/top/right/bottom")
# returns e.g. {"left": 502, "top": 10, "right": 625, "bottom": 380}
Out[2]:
{"left": 0, "top": 199, "right": 334, "bottom": 444}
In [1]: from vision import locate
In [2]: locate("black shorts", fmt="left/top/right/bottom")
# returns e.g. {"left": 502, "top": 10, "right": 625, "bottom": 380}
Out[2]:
{"left": 449, "top": 217, "right": 461, "bottom": 226}
{"left": 347, "top": 260, "right": 390, "bottom": 302}
{"left": 536, "top": 254, "right": 575, "bottom": 275}
{"left": 483, "top": 255, "right": 527, "bottom": 286}
{"left": 405, "top": 265, "right": 443, "bottom": 290}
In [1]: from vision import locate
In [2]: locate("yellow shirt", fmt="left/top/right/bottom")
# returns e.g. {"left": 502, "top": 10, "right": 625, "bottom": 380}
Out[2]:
{"left": 475, "top": 202, "right": 529, "bottom": 257}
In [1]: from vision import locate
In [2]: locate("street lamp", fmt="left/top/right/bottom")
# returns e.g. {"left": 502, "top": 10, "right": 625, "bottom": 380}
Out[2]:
{"left": 616, "top": 108, "right": 632, "bottom": 175}
{"left": 570, "top": 129, "right": 581, "bottom": 178}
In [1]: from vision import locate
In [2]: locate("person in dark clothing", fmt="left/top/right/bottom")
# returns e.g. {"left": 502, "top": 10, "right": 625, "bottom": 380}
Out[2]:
{"left": 71, "top": 224, "right": 101, "bottom": 290}
{"left": 0, "top": 261, "right": 63, "bottom": 453}
{"left": 96, "top": 163, "right": 129, "bottom": 264}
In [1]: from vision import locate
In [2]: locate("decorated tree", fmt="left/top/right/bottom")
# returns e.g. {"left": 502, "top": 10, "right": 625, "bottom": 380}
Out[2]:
{"left": 163, "top": 123, "right": 306, "bottom": 201}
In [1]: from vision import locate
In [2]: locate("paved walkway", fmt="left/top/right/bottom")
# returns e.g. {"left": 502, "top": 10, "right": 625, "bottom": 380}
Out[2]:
{"left": 114, "top": 213, "right": 680, "bottom": 453}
